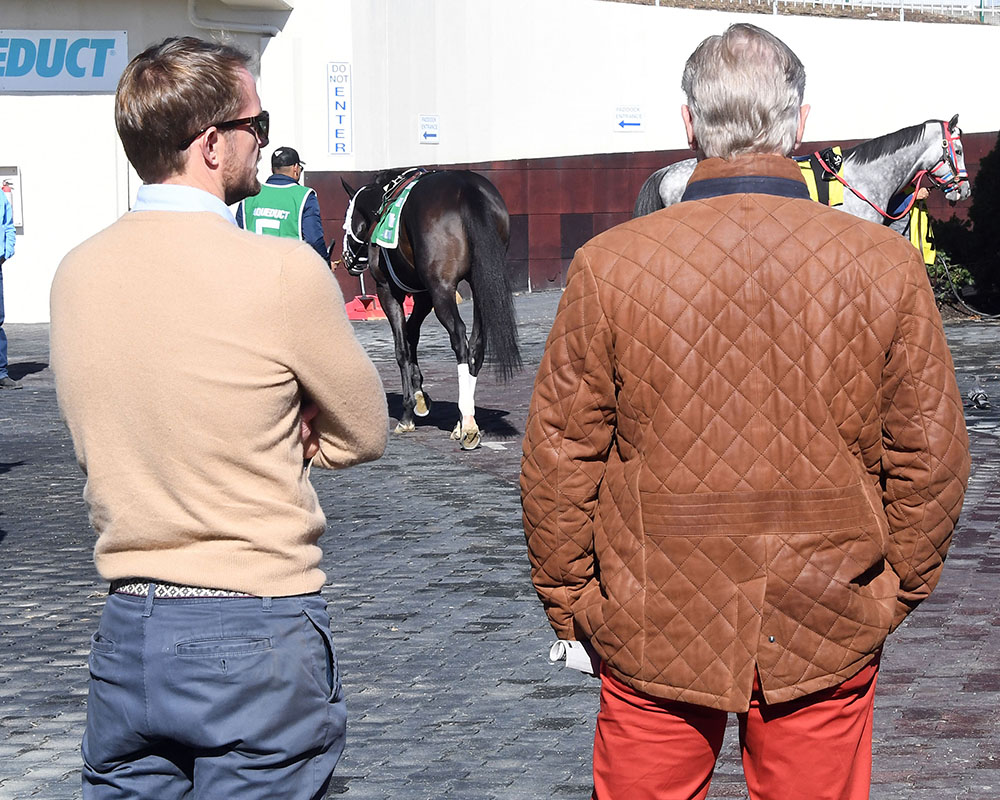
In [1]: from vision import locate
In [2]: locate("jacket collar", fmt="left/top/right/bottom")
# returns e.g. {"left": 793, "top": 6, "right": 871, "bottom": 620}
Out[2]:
{"left": 681, "top": 154, "right": 810, "bottom": 202}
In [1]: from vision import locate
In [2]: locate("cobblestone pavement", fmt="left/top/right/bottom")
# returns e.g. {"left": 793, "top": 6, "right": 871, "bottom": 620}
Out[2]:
{"left": 1, "top": 291, "right": 998, "bottom": 800}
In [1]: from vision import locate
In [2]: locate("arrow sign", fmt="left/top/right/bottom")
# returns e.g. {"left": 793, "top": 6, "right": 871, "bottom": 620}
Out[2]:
{"left": 418, "top": 113, "right": 440, "bottom": 145}
{"left": 614, "top": 104, "right": 643, "bottom": 133}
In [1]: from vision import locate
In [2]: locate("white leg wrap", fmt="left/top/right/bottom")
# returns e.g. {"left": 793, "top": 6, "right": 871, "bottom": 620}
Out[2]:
{"left": 457, "top": 363, "right": 477, "bottom": 417}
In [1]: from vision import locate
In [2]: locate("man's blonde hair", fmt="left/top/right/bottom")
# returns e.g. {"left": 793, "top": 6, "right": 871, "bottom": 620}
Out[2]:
{"left": 115, "top": 37, "right": 252, "bottom": 184}
{"left": 681, "top": 24, "right": 806, "bottom": 159}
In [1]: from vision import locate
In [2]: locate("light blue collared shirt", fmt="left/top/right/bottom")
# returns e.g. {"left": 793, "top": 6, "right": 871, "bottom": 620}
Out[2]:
{"left": 131, "top": 184, "right": 237, "bottom": 225}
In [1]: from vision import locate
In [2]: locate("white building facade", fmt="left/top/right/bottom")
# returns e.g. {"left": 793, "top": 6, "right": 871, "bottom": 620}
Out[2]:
{"left": 2, "top": 0, "right": 998, "bottom": 321}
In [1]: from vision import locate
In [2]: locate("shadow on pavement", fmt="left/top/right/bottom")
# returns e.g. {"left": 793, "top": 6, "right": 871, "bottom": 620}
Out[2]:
{"left": 385, "top": 391, "right": 519, "bottom": 437}
{"left": 8, "top": 361, "right": 48, "bottom": 380}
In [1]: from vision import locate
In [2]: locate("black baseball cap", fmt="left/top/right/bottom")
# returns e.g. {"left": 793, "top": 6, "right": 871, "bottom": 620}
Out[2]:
{"left": 271, "top": 146, "right": 304, "bottom": 169}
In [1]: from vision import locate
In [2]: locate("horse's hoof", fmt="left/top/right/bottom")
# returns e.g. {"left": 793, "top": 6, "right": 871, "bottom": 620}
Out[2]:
{"left": 460, "top": 429, "right": 481, "bottom": 450}
{"left": 414, "top": 390, "right": 432, "bottom": 418}
{"left": 454, "top": 419, "right": 481, "bottom": 450}
{"left": 395, "top": 420, "right": 416, "bottom": 434}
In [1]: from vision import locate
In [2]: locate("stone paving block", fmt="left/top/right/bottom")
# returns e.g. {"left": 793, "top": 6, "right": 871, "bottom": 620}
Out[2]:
{"left": 1, "top": 303, "right": 999, "bottom": 798}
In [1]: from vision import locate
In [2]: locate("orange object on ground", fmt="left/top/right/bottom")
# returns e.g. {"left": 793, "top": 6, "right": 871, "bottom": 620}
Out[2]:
{"left": 592, "top": 656, "right": 879, "bottom": 800}
{"left": 345, "top": 294, "right": 414, "bottom": 321}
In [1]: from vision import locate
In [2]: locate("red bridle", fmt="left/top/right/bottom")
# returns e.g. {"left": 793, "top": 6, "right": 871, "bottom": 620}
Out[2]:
{"left": 814, "top": 121, "right": 969, "bottom": 221}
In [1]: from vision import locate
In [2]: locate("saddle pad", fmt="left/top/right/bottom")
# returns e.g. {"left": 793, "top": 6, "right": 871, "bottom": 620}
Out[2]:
{"left": 371, "top": 181, "right": 418, "bottom": 249}
{"left": 795, "top": 147, "right": 845, "bottom": 208}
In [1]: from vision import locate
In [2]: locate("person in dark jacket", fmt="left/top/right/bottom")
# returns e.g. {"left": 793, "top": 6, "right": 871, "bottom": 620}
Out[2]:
{"left": 237, "top": 145, "right": 328, "bottom": 258}
{"left": 521, "top": 23, "right": 969, "bottom": 800}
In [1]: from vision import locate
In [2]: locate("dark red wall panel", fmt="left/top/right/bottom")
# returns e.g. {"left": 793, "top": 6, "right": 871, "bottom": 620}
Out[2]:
{"left": 308, "top": 131, "right": 995, "bottom": 301}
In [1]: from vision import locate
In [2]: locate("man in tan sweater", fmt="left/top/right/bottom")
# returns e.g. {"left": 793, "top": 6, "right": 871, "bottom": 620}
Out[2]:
{"left": 50, "top": 37, "right": 388, "bottom": 800}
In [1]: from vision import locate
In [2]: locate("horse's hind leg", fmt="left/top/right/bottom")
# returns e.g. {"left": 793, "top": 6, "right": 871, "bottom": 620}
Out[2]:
{"left": 405, "top": 294, "right": 434, "bottom": 418}
{"left": 375, "top": 282, "right": 419, "bottom": 434}
{"left": 430, "top": 286, "right": 480, "bottom": 450}
{"left": 468, "top": 311, "right": 485, "bottom": 379}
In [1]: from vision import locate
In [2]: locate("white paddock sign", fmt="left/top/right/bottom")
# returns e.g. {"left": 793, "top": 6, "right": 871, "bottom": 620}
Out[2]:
{"left": 0, "top": 31, "right": 127, "bottom": 92}
{"left": 418, "top": 114, "right": 440, "bottom": 145}
{"left": 614, "top": 104, "right": 643, "bottom": 133}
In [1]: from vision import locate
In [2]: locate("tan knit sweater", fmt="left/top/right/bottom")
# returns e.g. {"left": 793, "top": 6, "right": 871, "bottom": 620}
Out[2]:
{"left": 51, "top": 210, "right": 388, "bottom": 596}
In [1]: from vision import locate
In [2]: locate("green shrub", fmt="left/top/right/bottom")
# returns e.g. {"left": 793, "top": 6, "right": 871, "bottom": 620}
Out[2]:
{"left": 927, "top": 250, "right": 973, "bottom": 305}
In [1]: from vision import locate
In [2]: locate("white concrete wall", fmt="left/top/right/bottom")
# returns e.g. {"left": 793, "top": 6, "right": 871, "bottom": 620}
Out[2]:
{"left": 0, "top": 0, "right": 281, "bottom": 323}
{"left": 2, "top": 0, "right": 999, "bottom": 321}
{"left": 307, "top": 0, "right": 999, "bottom": 170}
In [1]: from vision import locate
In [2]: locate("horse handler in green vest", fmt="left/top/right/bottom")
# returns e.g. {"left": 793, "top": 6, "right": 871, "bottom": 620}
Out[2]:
{"left": 237, "top": 146, "right": 328, "bottom": 259}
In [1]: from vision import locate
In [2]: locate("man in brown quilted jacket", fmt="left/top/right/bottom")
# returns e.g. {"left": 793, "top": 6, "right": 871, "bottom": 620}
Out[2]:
{"left": 521, "top": 23, "right": 969, "bottom": 800}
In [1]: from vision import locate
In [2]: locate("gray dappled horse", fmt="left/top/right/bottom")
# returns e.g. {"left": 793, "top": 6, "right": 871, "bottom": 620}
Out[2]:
{"left": 341, "top": 169, "right": 520, "bottom": 450}
{"left": 633, "top": 116, "right": 970, "bottom": 233}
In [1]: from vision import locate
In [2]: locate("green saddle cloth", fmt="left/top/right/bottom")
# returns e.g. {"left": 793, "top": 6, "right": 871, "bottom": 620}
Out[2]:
{"left": 371, "top": 181, "right": 418, "bottom": 249}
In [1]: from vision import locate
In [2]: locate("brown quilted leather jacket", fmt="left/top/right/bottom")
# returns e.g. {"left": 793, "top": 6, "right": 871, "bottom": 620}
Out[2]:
{"left": 521, "top": 154, "right": 970, "bottom": 712}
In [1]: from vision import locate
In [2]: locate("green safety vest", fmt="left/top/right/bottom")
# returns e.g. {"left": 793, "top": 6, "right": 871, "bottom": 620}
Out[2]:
{"left": 240, "top": 182, "right": 314, "bottom": 240}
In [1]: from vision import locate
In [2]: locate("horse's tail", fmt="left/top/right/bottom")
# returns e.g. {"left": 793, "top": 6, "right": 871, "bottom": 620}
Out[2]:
{"left": 463, "top": 183, "right": 522, "bottom": 382}
{"left": 633, "top": 167, "right": 668, "bottom": 217}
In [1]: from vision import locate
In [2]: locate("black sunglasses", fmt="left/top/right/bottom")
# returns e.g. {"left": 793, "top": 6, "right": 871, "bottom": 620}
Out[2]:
{"left": 177, "top": 110, "right": 270, "bottom": 151}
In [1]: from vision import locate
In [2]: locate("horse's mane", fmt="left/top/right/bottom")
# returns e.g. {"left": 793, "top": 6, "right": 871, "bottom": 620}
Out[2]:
{"left": 372, "top": 167, "right": 425, "bottom": 191}
{"left": 843, "top": 121, "right": 937, "bottom": 164}
{"left": 372, "top": 168, "right": 402, "bottom": 187}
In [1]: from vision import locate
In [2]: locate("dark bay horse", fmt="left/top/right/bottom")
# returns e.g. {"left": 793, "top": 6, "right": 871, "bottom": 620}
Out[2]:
{"left": 634, "top": 116, "right": 971, "bottom": 231}
{"left": 341, "top": 168, "right": 521, "bottom": 450}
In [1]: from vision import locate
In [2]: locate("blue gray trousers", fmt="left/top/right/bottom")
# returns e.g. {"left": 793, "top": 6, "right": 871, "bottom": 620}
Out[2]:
{"left": 82, "top": 589, "right": 346, "bottom": 799}
{"left": 0, "top": 263, "right": 8, "bottom": 378}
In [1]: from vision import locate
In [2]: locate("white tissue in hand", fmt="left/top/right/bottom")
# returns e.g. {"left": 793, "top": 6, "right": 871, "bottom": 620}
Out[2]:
{"left": 548, "top": 640, "right": 597, "bottom": 675}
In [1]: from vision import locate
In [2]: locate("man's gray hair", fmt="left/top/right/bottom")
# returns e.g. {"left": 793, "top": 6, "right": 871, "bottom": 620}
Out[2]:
{"left": 681, "top": 24, "right": 806, "bottom": 159}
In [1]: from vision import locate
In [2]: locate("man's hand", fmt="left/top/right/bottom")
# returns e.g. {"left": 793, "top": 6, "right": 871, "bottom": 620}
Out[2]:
{"left": 301, "top": 402, "right": 320, "bottom": 460}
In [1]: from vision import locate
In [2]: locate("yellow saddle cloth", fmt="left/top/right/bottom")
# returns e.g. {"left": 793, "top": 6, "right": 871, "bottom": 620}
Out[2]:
{"left": 795, "top": 147, "right": 845, "bottom": 207}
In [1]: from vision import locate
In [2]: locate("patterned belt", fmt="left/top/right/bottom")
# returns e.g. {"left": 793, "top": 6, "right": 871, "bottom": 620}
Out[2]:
{"left": 109, "top": 579, "right": 254, "bottom": 599}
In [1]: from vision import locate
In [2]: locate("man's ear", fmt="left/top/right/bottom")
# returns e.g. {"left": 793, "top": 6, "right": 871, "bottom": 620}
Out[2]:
{"left": 199, "top": 128, "right": 222, "bottom": 168}
{"left": 681, "top": 105, "right": 697, "bottom": 151}
{"left": 794, "top": 104, "right": 810, "bottom": 150}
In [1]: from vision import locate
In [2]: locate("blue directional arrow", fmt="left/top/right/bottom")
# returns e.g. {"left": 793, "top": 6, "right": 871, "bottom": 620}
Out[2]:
{"left": 618, "top": 120, "right": 640, "bottom": 128}
{"left": 423, "top": 131, "right": 438, "bottom": 139}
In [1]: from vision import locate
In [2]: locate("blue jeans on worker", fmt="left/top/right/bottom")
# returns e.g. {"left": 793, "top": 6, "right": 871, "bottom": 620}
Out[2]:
{"left": 82, "top": 589, "right": 346, "bottom": 800}
{"left": 0, "top": 263, "right": 8, "bottom": 378}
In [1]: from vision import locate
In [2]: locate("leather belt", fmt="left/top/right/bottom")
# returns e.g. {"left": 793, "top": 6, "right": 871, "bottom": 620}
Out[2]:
{"left": 109, "top": 579, "right": 254, "bottom": 599}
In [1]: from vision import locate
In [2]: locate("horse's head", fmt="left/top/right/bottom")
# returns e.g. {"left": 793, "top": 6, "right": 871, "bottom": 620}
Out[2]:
{"left": 340, "top": 178, "right": 382, "bottom": 276}
{"left": 929, "top": 115, "right": 971, "bottom": 203}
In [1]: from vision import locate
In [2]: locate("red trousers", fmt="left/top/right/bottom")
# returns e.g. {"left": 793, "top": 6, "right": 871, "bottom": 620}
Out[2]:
{"left": 592, "top": 656, "right": 879, "bottom": 800}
